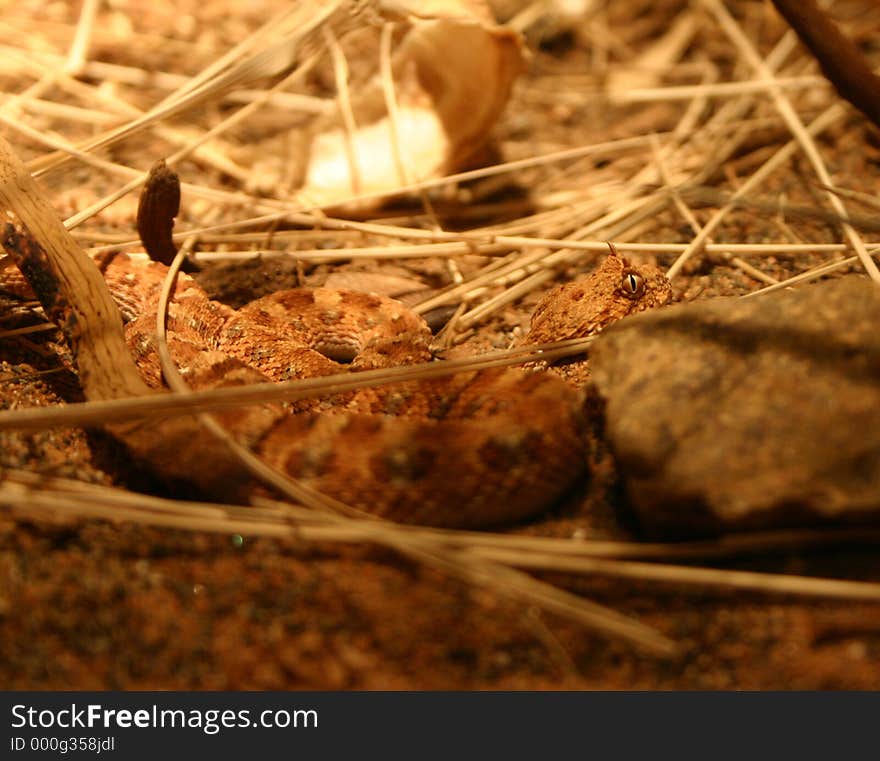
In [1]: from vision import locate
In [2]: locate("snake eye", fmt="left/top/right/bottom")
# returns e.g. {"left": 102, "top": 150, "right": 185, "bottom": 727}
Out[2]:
{"left": 621, "top": 271, "right": 644, "bottom": 298}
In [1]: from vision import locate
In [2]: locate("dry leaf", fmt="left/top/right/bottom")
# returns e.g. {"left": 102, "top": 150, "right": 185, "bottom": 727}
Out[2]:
{"left": 298, "top": 1, "right": 526, "bottom": 208}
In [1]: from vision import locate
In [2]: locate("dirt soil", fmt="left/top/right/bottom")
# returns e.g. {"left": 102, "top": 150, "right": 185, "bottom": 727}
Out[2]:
{"left": 1, "top": 0, "right": 880, "bottom": 689}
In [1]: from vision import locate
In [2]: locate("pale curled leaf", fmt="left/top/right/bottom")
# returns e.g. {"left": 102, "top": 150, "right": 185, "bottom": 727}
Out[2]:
{"left": 301, "top": 6, "right": 526, "bottom": 208}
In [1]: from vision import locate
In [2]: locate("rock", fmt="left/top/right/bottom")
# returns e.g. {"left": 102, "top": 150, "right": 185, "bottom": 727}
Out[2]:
{"left": 589, "top": 277, "right": 880, "bottom": 538}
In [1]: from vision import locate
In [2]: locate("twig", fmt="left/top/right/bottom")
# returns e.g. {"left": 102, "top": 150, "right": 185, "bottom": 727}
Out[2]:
{"left": 0, "top": 135, "right": 149, "bottom": 401}
{"left": 770, "top": 0, "right": 880, "bottom": 131}
{"left": 136, "top": 160, "right": 181, "bottom": 267}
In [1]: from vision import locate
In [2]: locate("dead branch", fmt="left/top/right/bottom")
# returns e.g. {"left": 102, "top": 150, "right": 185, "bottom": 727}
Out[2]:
{"left": 771, "top": 0, "right": 880, "bottom": 131}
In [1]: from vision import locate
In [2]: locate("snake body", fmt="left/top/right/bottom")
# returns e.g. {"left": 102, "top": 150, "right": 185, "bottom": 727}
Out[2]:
{"left": 3, "top": 243, "right": 671, "bottom": 527}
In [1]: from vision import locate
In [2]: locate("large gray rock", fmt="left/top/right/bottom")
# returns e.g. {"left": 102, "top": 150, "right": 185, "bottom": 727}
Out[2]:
{"left": 589, "top": 277, "right": 880, "bottom": 538}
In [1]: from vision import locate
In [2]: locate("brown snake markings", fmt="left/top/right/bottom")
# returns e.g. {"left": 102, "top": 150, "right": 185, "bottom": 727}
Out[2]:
{"left": 3, "top": 242, "right": 671, "bottom": 527}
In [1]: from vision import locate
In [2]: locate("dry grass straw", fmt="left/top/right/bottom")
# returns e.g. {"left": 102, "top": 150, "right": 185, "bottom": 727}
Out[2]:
{"left": 4, "top": 469, "right": 880, "bottom": 605}
{"left": 701, "top": 0, "right": 880, "bottom": 284}
{"left": 3, "top": 1, "right": 880, "bottom": 657}
{"left": 0, "top": 335, "right": 596, "bottom": 430}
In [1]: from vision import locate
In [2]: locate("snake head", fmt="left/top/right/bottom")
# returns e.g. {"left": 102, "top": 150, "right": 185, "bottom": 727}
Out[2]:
{"left": 526, "top": 243, "right": 672, "bottom": 344}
